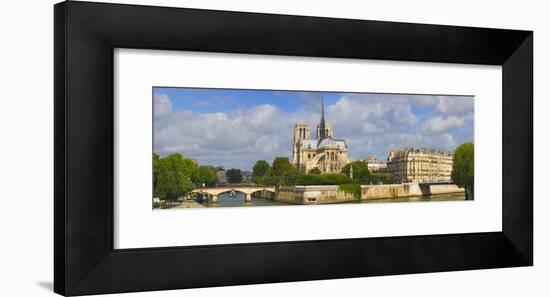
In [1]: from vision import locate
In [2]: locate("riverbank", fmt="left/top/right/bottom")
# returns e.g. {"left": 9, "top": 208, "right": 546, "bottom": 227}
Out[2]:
{"left": 173, "top": 201, "right": 205, "bottom": 208}
{"left": 153, "top": 201, "right": 205, "bottom": 210}
{"left": 359, "top": 192, "right": 466, "bottom": 204}
{"left": 155, "top": 183, "right": 466, "bottom": 209}
{"left": 275, "top": 183, "right": 465, "bottom": 205}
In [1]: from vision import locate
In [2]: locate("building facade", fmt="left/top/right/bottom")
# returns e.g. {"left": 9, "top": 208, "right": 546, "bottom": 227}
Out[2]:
{"left": 215, "top": 167, "right": 228, "bottom": 186}
{"left": 386, "top": 148, "right": 453, "bottom": 183}
{"left": 362, "top": 156, "right": 387, "bottom": 172}
{"left": 241, "top": 171, "right": 252, "bottom": 183}
{"left": 292, "top": 99, "right": 349, "bottom": 173}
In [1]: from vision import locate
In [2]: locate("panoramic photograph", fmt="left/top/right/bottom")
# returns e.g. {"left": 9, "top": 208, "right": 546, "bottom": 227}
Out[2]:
{"left": 152, "top": 87, "right": 474, "bottom": 209}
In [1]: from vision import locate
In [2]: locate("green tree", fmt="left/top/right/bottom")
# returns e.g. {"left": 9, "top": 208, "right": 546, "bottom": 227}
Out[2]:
{"left": 272, "top": 157, "right": 294, "bottom": 176}
{"left": 226, "top": 168, "right": 243, "bottom": 184}
{"left": 317, "top": 173, "right": 355, "bottom": 185}
{"left": 282, "top": 172, "right": 354, "bottom": 186}
{"left": 308, "top": 167, "right": 321, "bottom": 174}
{"left": 252, "top": 160, "right": 270, "bottom": 178}
{"left": 341, "top": 161, "right": 372, "bottom": 183}
{"left": 278, "top": 170, "right": 302, "bottom": 186}
{"left": 254, "top": 167, "right": 275, "bottom": 186}
{"left": 153, "top": 153, "right": 195, "bottom": 201}
{"left": 451, "top": 142, "right": 474, "bottom": 200}
{"left": 163, "top": 153, "right": 196, "bottom": 177}
{"left": 371, "top": 173, "right": 394, "bottom": 184}
{"left": 192, "top": 165, "right": 218, "bottom": 187}
{"left": 254, "top": 174, "right": 275, "bottom": 186}
{"left": 153, "top": 153, "right": 160, "bottom": 191}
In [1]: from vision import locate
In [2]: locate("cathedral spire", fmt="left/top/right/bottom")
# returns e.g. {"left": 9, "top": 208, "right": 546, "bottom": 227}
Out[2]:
{"left": 319, "top": 96, "right": 326, "bottom": 139}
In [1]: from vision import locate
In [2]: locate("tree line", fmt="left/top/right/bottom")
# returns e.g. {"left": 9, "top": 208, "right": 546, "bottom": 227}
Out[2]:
{"left": 451, "top": 142, "right": 474, "bottom": 200}
{"left": 153, "top": 153, "right": 249, "bottom": 201}
{"left": 251, "top": 157, "right": 394, "bottom": 187}
{"left": 250, "top": 142, "right": 474, "bottom": 200}
{"left": 153, "top": 142, "right": 473, "bottom": 201}
{"left": 250, "top": 157, "right": 395, "bottom": 200}
{"left": 153, "top": 153, "right": 218, "bottom": 201}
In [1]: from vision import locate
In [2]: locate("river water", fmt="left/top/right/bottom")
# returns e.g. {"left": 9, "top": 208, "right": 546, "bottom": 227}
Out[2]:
{"left": 358, "top": 192, "right": 465, "bottom": 203}
{"left": 200, "top": 191, "right": 466, "bottom": 208}
{"left": 201, "top": 192, "right": 289, "bottom": 207}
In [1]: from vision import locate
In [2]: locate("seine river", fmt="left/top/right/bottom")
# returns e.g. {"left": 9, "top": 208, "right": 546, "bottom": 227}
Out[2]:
{"left": 202, "top": 192, "right": 289, "bottom": 207}
{"left": 201, "top": 192, "right": 466, "bottom": 207}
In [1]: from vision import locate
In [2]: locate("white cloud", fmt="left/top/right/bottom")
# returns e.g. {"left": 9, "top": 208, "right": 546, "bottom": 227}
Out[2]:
{"left": 362, "top": 123, "right": 384, "bottom": 134}
{"left": 411, "top": 95, "right": 440, "bottom": 107}
{"left": 435, "top": 96, "right": 474, "bottom": 116}
{"left": 409, "top": 95, "right": 474, "bottom": 116}
{"left": 421, "top": 115, "right": 465, "bottom": 133}
{"left": 153, "top": 94, "right": 172, "bottom": 119}
{"left": 154, "top": 101, "right": 296, "bottom": 170}
{"left": 154, "top": 93, "right": 473, "bottom": 170}
{"left": 326, "top": 94, "right": 418, "bottom": 137}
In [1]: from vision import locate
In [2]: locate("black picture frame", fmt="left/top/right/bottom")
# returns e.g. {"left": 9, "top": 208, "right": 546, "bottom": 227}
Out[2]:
{"left": 54, "top": 1, "right": 533, "bottom": 296}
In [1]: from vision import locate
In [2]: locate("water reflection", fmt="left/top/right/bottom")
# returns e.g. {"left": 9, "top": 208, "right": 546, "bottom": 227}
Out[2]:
{"left": 199, "top": 191, "right": 466, "bottom": 208}
{"left": 359, "top": 192, "right": 465, "bottom": 203}
{"left": 202, "top": 192, "right": 289, "bottom": 207}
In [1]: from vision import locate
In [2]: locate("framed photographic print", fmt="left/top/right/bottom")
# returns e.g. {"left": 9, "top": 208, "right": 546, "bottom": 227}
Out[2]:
{"left": 151, "top": 87, "right": 473, "bottom": 209}
{"left": 54, "top": 1, "right": 533, "bottom": 296}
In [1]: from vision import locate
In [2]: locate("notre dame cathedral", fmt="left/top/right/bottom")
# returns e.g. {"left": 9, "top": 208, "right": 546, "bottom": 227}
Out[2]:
{"left": 291, "top": 99, "right": 349, "bottom": 173}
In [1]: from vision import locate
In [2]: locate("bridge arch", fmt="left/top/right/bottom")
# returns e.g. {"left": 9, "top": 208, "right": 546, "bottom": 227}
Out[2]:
{"left": 249, "top": 189, "right": 276, "bottom": 199}
{"left": 191, "top": 186, "right": 276, "bottom": 203}
{"left": 215, "top": 189, "right": 250, "bottom": 202}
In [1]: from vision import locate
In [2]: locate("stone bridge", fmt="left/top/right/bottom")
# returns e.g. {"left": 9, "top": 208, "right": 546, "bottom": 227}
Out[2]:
{"left": 191, "top": 187, "right": 276, "bottom": 203}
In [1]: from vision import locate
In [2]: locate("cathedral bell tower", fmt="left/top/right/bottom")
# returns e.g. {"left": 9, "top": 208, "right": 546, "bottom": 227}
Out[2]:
{"left": 292, "top": 123, "right": 310, "bottom": 165}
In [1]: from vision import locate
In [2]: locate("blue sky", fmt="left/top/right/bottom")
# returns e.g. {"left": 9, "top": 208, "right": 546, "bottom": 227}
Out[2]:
{"left": 155, "top": 87, "right": 343, "bottom": 113}
{"left": 153, "top": 87, "right": 474, "bottom": 171}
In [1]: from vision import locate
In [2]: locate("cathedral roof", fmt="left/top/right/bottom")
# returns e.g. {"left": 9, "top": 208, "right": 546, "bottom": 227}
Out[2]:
{"left": 301, "top": 139, "right": 318, "bottom": 149}
{"left": 300, "top": 138, "right": 346, "bottom": 150}
{"left": 318, "top": 137, "right": 346, "bottom": 149}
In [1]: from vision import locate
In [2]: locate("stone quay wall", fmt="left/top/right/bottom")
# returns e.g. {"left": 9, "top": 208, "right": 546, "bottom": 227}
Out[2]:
{"left": 360, "top": 183, "right": 422, "bottom": 200}
{"left": 276, "top": 185, "right": 355, "bottom": 205}
{"left": 425, "top": 184, "right": 464, "bottom": 195}
{"left": 273, "top": 183, "right": 464, "bottom": 204}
